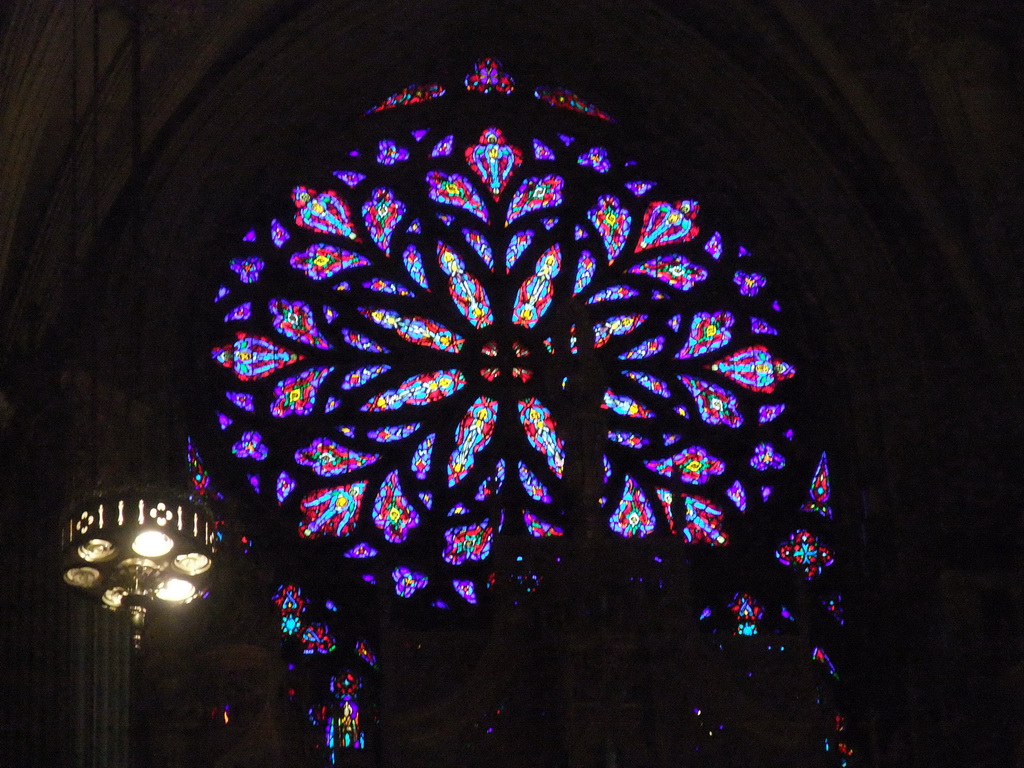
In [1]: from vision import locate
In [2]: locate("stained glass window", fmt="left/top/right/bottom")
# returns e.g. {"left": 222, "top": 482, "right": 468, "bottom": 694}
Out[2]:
{"left": 209, "top": 59, "right": 821, "bottom": 613}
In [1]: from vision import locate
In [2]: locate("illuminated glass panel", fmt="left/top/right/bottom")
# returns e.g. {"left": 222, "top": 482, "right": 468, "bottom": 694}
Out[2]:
{"left": 295, "top": 438, "right": 379, "bottom": 477}
{"left": 442, "top": 519, "right": 494, "bottom": 564}
{"left": 298, "top": 482, "right": 368, "bottom": 538}
{"left": 362, "top": 187, "right": 405, "bottom": 255}
{"left": 366, "top": 83, "right": 445, "bottom": 113}
{"left": 802, "top": 452, "right": 832, "bottom": 519}
{"left": 512, "top": 245, "right": 561, "bottom": 328}
{"left": 213, "top": 333, "right": 302, "bottom": 380}
{"left": 587, "top": 195, "right": 630, "bottom": 263}
{"left": 465, "top": 127, "right": 522, "bottom": 199}
{"left": 524, "top": 510, "right": 564, "bottom": 537}
{"left": 447, "top": 397, "right": 498, "bottom": 486}
{"left": 645, "top": 446, "right": 724, "bottom": 484}
{"left": 292, "top": 187, "right": 359, "bottom": 240}
{"left": 635, "top": 200, "right": 699, "bottom": 252}
{"left": 465, "top": 57, "right": 514, "bottom": 94}
{"left": 372, "top": 470, "right": 420, "bottom": 543}
{"left": 629, "top": 254, "right": 707, "bottom": 292}
{"left": 534, "top": 86, "right": 615, "bottom": 121}
{"left": 340, "top": 364, "right": 391, "bottom": 391}
{"left": 463, "top": 228, "right": 495, "bottom": 269}
{"left": 677, "top": 311, "right": 733, "bottom": 359}
{"left": 269, "top": 299, "right": 331, "bottom": 349}
{"left": 361, "top": 369, "right": 466, "bottom": 411}
{"left": 427, "top": 171, "right": 489, "bottom": 223}
{"left": 518, "top": 398, "right": 565, "bottom": 477}
{"left": 609, "top": 475, "right": 655, "bottom": 537}
{"left": 359, "top": 308, "right": 464, "bottom": 353}
{"left": 271, "top": 367, "right": 333, "bottom": 417}
{"left": 438, "top": 243, "right": 494, "bottom": 328}
{"left": 776, "top": 530, "right": 834, "bottom": 580}
{"left": 506, "top": 175, "right": 564, "bottom": 225}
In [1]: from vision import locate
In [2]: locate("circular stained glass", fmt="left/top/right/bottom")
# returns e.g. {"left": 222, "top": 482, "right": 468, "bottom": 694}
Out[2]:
{"left": 208, "top": 108, "right": 797, "bottom": 605}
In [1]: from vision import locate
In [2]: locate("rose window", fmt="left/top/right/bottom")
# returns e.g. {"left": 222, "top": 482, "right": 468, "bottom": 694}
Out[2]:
{"left": 207, "top": 61, "right": 805, "bottom": 607}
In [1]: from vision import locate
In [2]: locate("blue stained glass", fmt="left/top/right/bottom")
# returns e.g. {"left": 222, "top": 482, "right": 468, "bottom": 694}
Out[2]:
{"left": 603, "top": 389, "right": 655, "bottom": 418}
{"left": 276, "top": 471, "right": 295, "bottom": 503}
{"left": 704, "top": 231, "right": 723, "bottom": 259}
{"left": 407, "top": 219, "right": 421, "bottom": 233}
{"left": 454, "top": 579, "right": 478, "bottom": 604}
{"left": 368, "top": 423, "right": 420, "bottom": 442}
{"left": 227, "top": 392, "right": 255, "bottom": 411}
{"left": 758, "top": 404, "right": 785, "bottom": 423}
{"left": 248, "top": 474, "right": 260, "bottom": 492}
{"left": 557, "top": 133, "right": 575, "bottom": 146}
{"left": 411, "top": 433, "right": 435, "bottom": 479}
{"left": 230, "top": 257, "right": 264, "bottom": 284}
{"left": 578, "top": 146, "right": 611, "bottom": 173}
{"left": 364, "top": 278, "right": 415, "bottom": 296}
{"left": 727, "top": 480, "right": 747, "bottom": 511}
{"left": 751, "top": 317, "right": 778, "bottom": 335}
{"left": 518, "top": 461, "right": 552, "bottom": 502}
{"left": 402, "top": 244, "right": 430, "bottom": 290}
{"left": 751, "top": 442, "right": 785, "bottom": 470}
{"left": 734, "top": 271, "right": 767, "bottom": 296}
{"left": 587, "top": 286, "right": 639, "bottom": 303}
{"left": 340, "top": 364, "right": 391, "bottom": 390}
{"left": 523, "top": 510, "right": 564, "bottom": 537}
{"left": 533, "top": 139, "right": 555, "bottom": 160}
{"left": 625, "top": 181, "right": 656, "bottom": 196}
{"left": 463, "top": 228, "right": 495, "bottom": 269}
{"left": 243, "top": 230, "right": 256, "bottom": 242}
{"left": 505, "top": 230, "right": 534, "bottom": 272}
{"left": 431, "top": 135, "right": 454, "bottom": 157}
{"left": 622, "top": 370, "right": 671, "bottom": 398}
{"left": 377, "top": 139, "right": 409, "bottom": 165}
{"left": 217, "top": 413, "right": 231, "bottom": 429}
{"left": 475, "top": 459, "right": 506, "bottom": 500}
{"left": 663, "top": 433, "right": 681, "bottom": 445}
{"left": 608, "top": 431, "right": 648, "bottom": 449}
{"left": 574, "top": 225, "right": 587, "bottom": 240}
{"left": 619, "top": 337, "right": 664, "bottom": 360}
{"left": 573, "top": 251, "right": 596, "bottom": 295}
{"left": 332, "top": 170, "right": 366, "bottom": 187}
{"left": 271, "top": 219, "right": 290, "bottom": 248}
{"left": 215, "top": 286, "right": 229, "bottom": 302}
{"left": 603, "top": 455, "right": 613, "bottom": 483}
{"left": 341, "top": 330, "right": 389, "bottom": 354}
{"left": 392, "top": 567, "right": 428, "bottom": 598}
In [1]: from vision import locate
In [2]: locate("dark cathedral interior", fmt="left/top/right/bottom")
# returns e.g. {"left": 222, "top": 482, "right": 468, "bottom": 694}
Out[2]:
{"left": 1, "top": 2, "right": 1022, "bottom": 767}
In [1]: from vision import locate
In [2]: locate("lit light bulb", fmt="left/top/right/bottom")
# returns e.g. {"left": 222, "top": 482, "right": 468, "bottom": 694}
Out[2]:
{"left": 156, "top": 578, "right": 196, "bottom": 603}
{"left": 132, "top": 530, "right": 173, "bottom": 557}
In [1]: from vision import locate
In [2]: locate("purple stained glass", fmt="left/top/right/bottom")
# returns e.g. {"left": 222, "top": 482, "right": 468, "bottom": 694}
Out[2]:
{"left": 533, "top": 139, "right": 555, "bottom": 160}
{"left": 294, "top": 438, "right": 379, "bottom": 477}
{"left": 431, "top": 134, "right": 454, "bottom": 157}
{"left": 230, "top": 257, "right": 265, "bottom": 284}
{"left": 402, "top": 244, "right": 430, "bottom": 290}
{"left": 573, "top": 251, "right": 596, "bottom": 294}
{"left": 588, "top": 195, "right": 630, "bottom": 264}
{"left": 578, "top": 146, "right": 611, "bottom": 173}
{"left": 340, "top": 364, "right": 391, "bottom": 391}
{"left": 427, "top": 171, "right": 489, "bottom": 223}
{"left": 588, "top": 285, "right": 639, "bottom": 303}
{"left": 368, "top": 423, "right": 420, "bottom": 443}
{"left": 447, "top": 397, "right": 498, "bottom": 487}
{"left": 392, "top": 567, "right": 429, "bottom": 597}
{"left": 734, "top": 271, "right": 767, "bottom": 296}
{"left": 276, "top": 471, "right": 295, "bottom": 503}
{"left": 270, "top": 299, "right": 331, "bottom": 349}
{"left": 619, "top": 337, "right": 664, "bottom": 360}
{"left": 505, "top": 230, "right": 534, "bottom": 272}
{"left": 291, "top": 244, "right": 369, "bottom": 281}
{"left": 361, "top": 369, "right": 466, "bottom": 412}
{"left": 372, "top": 470, "right": 420, "bottom": 543}
{"left": 298, "top": 481, "right": 367, "bottom": 538}
{"left": 506, "top": 175, "right": 564, "bottom": 225}
{"left": 609, "top": 475, "right": 655, "bottom": 537}
{"left": 629, "top": 254, "right": 708, "bottom": 292}
{"left": 227, "top": 391, "right": 255, "bottom": 412}
{"left": 376, "top": 139, "right": 409, "bottom": 165}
